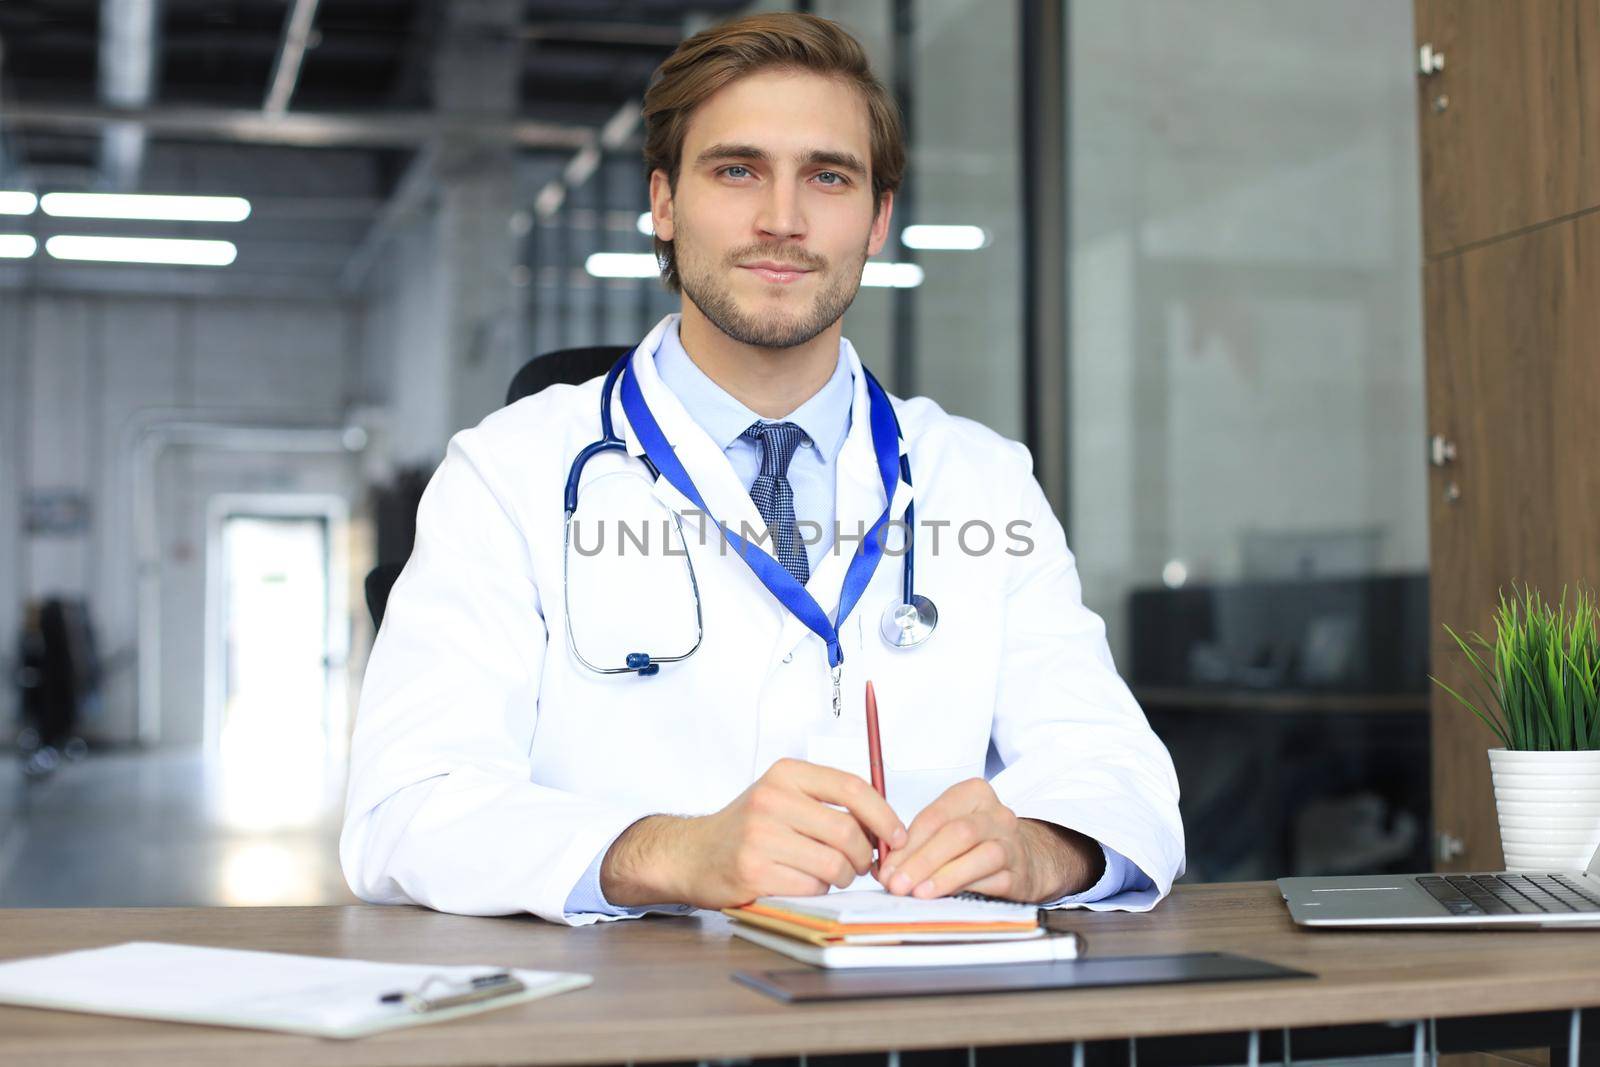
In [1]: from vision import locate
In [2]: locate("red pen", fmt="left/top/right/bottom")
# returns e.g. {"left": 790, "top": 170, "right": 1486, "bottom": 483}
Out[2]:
{"left": 865, "top": 679, "right": 887, "bottom": 864}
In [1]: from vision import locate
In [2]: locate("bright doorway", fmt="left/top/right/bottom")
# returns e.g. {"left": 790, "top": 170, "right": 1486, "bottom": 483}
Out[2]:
{"left": 204, "top": 495, "right": 350, "bottom": 837}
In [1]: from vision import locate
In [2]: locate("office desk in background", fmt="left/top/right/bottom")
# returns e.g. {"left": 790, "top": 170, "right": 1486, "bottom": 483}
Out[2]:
{"left": 0, "top": 883, "right": 1595, "bottom": 1067}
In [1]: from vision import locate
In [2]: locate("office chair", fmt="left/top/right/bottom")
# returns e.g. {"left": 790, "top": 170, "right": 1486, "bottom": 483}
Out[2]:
{"left": 364, "top": 344, "right": 630, "bottom": 630}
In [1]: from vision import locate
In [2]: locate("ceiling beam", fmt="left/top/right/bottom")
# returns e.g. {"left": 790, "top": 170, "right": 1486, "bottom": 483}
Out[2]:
{"left": 519, "top": 21, "right": 684, "bottom": 48}
{"left": 0, "top": 102, "right": 594, "bottom": 151}
{"left": 264, "top": 0, "right": 323, "bottom": 116}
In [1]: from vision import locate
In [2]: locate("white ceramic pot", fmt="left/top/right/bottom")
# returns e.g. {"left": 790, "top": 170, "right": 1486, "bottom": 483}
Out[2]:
{"left": 1489, "top": 748, "right": 1600, "bottom": 871}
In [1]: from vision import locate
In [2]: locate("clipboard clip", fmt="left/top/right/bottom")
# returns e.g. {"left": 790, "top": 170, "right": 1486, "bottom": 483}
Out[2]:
{"left": 379, "top": 971, "right": 526, "bottom": 1014}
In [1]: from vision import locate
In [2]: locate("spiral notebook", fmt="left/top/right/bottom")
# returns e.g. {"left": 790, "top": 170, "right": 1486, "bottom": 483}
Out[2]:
{"left": 0, "top": 942, "right": 591, "bottom": 1040}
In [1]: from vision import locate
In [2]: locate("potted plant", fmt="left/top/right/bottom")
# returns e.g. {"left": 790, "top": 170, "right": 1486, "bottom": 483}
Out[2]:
{"left": 1433, "top": 586, "right": 1600, "bottom": 871}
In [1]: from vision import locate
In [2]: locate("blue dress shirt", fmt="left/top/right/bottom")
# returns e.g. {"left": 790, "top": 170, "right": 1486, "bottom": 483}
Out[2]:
{"left": 564, "top": 322, "right": 1150, "bottom": 918}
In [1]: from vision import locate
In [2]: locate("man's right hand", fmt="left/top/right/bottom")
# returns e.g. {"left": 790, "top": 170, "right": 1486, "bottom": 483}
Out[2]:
{"left": 599, "top": 758, "right": 908, "bottom": 910}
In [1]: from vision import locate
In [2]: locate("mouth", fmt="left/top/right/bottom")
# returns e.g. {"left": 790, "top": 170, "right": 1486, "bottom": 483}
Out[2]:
{"left": 738, "top": 261, "right": 814, "bottom": 285}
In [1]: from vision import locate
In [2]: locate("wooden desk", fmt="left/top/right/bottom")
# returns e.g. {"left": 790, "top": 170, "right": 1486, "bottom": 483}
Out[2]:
{"left": 0, "top": 882, "right": 1594, "bottom": 1067}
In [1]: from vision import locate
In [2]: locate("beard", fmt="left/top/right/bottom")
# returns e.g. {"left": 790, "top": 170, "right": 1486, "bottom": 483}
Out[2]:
{"left": 675, "top": 234, "right": 869, "bottom": 350}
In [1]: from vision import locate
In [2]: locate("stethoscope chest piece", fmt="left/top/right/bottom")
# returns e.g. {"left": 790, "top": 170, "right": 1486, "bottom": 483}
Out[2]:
{"left": 880, "top": 594, "right": 938, "bottom": 648}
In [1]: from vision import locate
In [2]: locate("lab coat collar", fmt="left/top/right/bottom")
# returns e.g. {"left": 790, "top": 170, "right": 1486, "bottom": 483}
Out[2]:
{"left": 621, "top": 315, "right": 767, "bottom": 543}
{"left": 797, "top": 335, "right": 913, "bottom": 649}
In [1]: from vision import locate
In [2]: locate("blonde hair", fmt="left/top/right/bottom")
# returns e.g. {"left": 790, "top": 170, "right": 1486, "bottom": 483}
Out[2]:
{"left": 641, "top": 12, "right": 906, "bottom": 292}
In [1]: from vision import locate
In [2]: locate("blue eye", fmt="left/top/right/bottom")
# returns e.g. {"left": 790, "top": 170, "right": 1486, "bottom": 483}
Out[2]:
{"left": 723, "top": 165, "right": 751, "bottom": 179}
{"left": 816, "top": 172, "right": 844, "bottom": 185}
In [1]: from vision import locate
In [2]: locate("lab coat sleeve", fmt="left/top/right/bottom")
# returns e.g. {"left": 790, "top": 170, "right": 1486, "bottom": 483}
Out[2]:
{"left": 339, "top": 429, "right": 660, "bottom": 925}
{"left": 985, "top": 449, "right": 1186, "bottom": 911}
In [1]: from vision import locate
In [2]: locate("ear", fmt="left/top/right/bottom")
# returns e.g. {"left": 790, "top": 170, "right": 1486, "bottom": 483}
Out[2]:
{"left": 866, "top": 189, "right": 895, "bottom": 258}
{"left": 649, "top": 169, "right": 675, "bottom": 242}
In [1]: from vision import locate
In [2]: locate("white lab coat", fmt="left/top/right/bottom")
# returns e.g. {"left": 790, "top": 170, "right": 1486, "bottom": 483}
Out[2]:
{"left": 341, "top": 314, "right": 1184, "bottom": 925}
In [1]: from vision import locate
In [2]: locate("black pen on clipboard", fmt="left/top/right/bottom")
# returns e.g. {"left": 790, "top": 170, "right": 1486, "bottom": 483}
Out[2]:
{"left": 380, "top": 971, "right": 525, "bottom": 1013}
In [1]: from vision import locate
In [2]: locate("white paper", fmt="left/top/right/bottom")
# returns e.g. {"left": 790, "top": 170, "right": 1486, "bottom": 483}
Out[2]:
{"left": 0, "top": 942, "right": 591, "bottom": 1040}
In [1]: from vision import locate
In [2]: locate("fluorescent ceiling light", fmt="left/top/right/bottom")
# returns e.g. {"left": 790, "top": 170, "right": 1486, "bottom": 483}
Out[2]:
{"left": 0, "top": 192, "right": 38, "bottom": 215}
{"left": 0, "top": 235, "right": 38, "bottom": 258}
{"left": 46, "top": 235, "right": 238, "bottom": 267}
{"left": 586, "top": 252, "right": 660, "bottom": 279}
{"left": 40, "top": 192, "right": 252, "bottom": 222}
{"left": 636, "top": 211, "right": 654, "bottom": 236}
{"left": 901, "top": 224, "right": 987, "bottom": 251}
{"left": 861, "top": 261, "right": 924, "bottom": 288}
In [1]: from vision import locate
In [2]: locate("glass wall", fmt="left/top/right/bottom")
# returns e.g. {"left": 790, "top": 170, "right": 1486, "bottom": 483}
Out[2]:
{"left": 907, "top": 0, "right": 1024, "bottom": 438}
{"left": 1068, "top": 0, "right": 1430, "bottom": 880}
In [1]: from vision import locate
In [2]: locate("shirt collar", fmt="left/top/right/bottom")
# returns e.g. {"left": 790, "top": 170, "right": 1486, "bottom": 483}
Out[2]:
{"left": 651, "top": 319, "right": 853, "bottom": 456}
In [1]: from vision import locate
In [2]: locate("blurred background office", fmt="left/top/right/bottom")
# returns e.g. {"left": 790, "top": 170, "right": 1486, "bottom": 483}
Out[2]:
{"left": 0, "top": 0, "right": 1431, "bottom": 906}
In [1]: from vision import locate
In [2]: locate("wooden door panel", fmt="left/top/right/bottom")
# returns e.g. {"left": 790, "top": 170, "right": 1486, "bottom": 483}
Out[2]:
{"left": 1414, "top": 0, "right": 1600, "bottom": 257}
{"left": 1425, "top": 211, "right": 1600, "bottom": 872}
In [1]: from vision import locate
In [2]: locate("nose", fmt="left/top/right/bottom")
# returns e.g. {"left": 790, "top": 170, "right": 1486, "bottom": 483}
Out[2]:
{"left": 754, "top": 177, "right": 806, "bottom": 242}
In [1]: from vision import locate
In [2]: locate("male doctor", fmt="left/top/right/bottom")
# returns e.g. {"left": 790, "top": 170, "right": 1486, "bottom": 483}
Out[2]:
{"left": 341, "top": 12, "right": 1184, "bottom": 924}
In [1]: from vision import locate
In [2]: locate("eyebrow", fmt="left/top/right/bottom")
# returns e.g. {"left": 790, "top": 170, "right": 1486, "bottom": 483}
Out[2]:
{"left": 694, "top": 143, "right": 868, "bottom": 178}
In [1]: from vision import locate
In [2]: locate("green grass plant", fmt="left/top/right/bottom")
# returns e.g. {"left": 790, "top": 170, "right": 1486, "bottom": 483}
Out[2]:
{"left": 1432, "top": 586, "right": 1600, "bottom": 751}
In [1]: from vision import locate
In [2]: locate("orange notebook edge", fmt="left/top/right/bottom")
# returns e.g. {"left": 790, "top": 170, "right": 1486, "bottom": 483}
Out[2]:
{"left": 720, "top": 908, "right": 838, "bottom": 945}
{"left": 727, "top": 902, "right": 1038, "bottom": 937}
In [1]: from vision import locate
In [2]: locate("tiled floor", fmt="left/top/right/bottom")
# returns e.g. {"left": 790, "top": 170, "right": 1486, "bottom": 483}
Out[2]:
{"left": 0, "top": 747, "right": 353, "bottom": 907}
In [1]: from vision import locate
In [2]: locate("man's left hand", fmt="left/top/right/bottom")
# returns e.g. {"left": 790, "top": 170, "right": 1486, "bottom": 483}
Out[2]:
{"left": 875, "top": 778, "right": 1105, "bottom": 903}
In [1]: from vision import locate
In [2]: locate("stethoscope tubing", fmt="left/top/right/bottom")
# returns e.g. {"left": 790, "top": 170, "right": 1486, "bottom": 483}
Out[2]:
{"left": 565, "top": 348, "right": 927, "bottom": 671}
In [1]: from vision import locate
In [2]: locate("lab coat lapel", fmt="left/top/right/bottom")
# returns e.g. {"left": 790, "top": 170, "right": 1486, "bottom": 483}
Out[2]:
{"left": 616, "top": 317, "right": 768, "bottom": 544}
{"left": 775, "top": 341, "right": 913, "bottom": 656}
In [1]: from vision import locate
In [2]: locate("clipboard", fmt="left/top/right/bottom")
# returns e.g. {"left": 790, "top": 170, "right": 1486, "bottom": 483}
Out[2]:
{"left": 0, "top": 942, "right": 592, "bottom": 1040}
{"left": 733, "top": 951, "right": 1312, "bottom": 1003}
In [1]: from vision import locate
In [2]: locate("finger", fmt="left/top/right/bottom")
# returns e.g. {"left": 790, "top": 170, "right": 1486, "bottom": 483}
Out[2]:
{"left": 754, "top": 861, "right": 832, "bottom": 901}
{"left": 877, "top": 813, "right": 948, "bottom": 889}
{"left": 776, "top": 792, "right": 875, "bottom": 875}
{"left": 786, "top": 761, "right": 907, "bottom": 852}
{"left": 960, "top": 868, "right": 1020, "bottom": 900}
{"left": 911, "top": 838, "right": 1011, "bottom": 899}
{"left": 884, "top": 814, "right": 995, "bottom": 896}
{"left": 881, "top": 780, "right": 991, "bottom": 885}
{"left": 766, "top": 827, "right": 861, "bottom": 890}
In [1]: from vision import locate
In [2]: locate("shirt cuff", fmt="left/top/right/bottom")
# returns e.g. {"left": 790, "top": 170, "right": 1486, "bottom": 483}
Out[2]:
{"left": 562, "top": 836, "right": 694, "bottom": 920}
{"left": 1039, "top": 843, "right": 1153, "bottom": 908}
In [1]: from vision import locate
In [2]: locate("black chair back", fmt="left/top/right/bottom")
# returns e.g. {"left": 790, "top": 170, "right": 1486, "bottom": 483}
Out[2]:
{"left": 366, "top": 345, "right": 633, "bottom": 630}
{"left": 363, "top": 562, "right": 407, "bottom": 633}
{"left": 506, "top": 345, "right": 630, "bottom": 406}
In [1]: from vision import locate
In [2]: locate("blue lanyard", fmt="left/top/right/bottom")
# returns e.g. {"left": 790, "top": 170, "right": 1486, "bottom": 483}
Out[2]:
{"left": 618, "top": 353, "right": 900, "bottom": 670}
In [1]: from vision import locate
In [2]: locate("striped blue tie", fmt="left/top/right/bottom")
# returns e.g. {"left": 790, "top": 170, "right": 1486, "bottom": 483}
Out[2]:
{"left": 742, "top": 421, "right": 811, "bottom": 585}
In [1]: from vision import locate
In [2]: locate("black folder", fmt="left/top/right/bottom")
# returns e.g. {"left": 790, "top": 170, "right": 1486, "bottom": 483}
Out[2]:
{"left": 733, "top": 951, "right": 1312, "bottom": 1003}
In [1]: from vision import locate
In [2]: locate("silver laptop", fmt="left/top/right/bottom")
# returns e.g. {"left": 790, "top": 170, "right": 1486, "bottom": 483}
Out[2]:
{"left": 1278, "top": 846, "right": 1600, "bottom": 928}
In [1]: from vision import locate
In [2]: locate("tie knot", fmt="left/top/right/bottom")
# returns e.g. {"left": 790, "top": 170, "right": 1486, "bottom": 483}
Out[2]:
{"left": 742, "top": 421, "right": 808, "bottom": 479}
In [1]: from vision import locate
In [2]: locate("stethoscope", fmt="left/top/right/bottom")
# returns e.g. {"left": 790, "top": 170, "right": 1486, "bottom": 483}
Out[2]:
{"left": 562, "top": 349, "right": 938, "bottom": 679}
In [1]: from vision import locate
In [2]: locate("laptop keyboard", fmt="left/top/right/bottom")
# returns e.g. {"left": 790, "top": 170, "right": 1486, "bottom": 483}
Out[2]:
{"left": 1416, "top": 873, "right": 1600, "bottom": 916}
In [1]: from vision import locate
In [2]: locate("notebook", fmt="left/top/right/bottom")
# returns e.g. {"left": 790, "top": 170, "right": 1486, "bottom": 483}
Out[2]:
{"left": 0, "top": 942, "right": 591, "bottom": 1040}
{"left": 724, "top": 890, "right": 1069, "bottom": 968}
{"left": 729, "top": 889, "right": 1040, "bottom": 936}
{"left": 730, "top": 921, "right": 1083, "bottom": 968}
